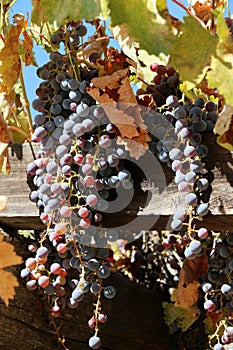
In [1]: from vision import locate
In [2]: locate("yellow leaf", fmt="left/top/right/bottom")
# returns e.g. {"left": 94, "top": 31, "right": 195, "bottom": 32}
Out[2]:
{"left": 0, "top": 114, "right": 11, "bottom": 174}
{"left": 0, "top": 235, "right": 22, "bottom": 306}
{"left": 214, "top": 104, "right": 233, "bottom": 135}
{"left": 0, "top": 14, "right": 26, "bottom": 93}
{"left": 214, "top": 105, "right": 233, "bottom": 151}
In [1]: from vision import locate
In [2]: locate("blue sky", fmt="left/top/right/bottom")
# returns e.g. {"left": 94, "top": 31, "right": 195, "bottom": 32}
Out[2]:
{"left": 9, "top": 0, "right": 185, "bottom": 118}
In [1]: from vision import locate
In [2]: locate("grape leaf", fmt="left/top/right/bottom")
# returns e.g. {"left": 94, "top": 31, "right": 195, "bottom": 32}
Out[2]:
{"left": 170, "top": 16, "right": 217, "bottom": 86}
{"left": 176, "top": 253, "right": 208, "bottom": 309}
{"left": 163, "top": 254, "right": 206, "bottom": 333}
{"left": 0, "top": 235, "right": 22, "bottom": 306}
{"left": 207, "top": 55, "right": 233, "bottom": 106}
{"left": 214, "top": 104, "right": 233, "bottom": 151}
{"left": 111, "top": 24, "right": 167, "bottom": 84}
{"left": 0, "top": 14, "right": 26, "bottom": 93}
{"left": 31, "top": 0, "right": 104, "bottom": 29}
{"left": 0, "top": 113, "right": 11, "bottom": 174}
{"left": 204, "top": 312, "right": 220, "bottom": 335}
{"left": 163, "top": 301, "right": 199, "bottom": 332}
{"left": 108, "top": 0, "right": 174, "bottom": 56}
{"left": 21, "top": 30, "right": 35, "bottom": 66}
{"left": 87, "top": 69, "right": 150, "bottom": 158}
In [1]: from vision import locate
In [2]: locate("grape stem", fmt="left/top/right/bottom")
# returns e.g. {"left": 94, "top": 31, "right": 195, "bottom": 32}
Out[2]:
{"left": 49, "top": 316, "right": 70, "bottom": 350}
{"left": 94, "top": 292, "right": 102, "bottom": 336}
{"left": 28, "top": 26, "right": 58, "bottom": 50}
{"left": 19, "top": 69, "right": 33, "bottom": 134}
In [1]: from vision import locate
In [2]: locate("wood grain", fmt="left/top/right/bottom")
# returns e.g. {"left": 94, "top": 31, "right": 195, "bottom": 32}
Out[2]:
{"left": 0, "top": 135, "right": 232, "bottom": 231}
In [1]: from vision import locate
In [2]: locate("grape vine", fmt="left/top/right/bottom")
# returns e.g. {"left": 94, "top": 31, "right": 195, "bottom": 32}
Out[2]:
{"left": 0, "top": 1, "right": 233, "bottom": 350}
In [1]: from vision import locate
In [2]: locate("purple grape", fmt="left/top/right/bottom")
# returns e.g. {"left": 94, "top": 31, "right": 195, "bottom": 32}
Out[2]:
{"left": 89, "top": 336, "right": 101, "bottom": 349}
{"left": 185, "top": 193, "right": 198, "bottom": 206}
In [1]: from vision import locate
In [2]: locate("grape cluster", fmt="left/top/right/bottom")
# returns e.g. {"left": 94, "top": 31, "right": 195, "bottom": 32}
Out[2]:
{"left": 142, "top": 86, "right": 219, "bottom": 247}
{"left": 200, "top": 232, "right": 233, "bottom": 349}
{"left": 23, "top": 22, "right": 136, "bottom": 350}
{"left": 144, "top": 63, "right": 181, "bottom": 107}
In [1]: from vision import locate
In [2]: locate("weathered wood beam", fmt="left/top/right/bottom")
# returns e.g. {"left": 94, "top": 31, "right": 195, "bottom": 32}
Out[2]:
{"left": 0, "top": 135, "right": 232, "bottom": 231}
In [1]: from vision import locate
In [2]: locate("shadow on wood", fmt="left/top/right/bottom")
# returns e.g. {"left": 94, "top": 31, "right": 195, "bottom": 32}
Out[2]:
{"left": 0, "top": 233, "right": 170, "bottom": 350}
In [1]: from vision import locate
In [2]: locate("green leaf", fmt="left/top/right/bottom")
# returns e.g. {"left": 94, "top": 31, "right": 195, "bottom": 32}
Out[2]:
{"left": 108, "top": 0, "right": 174, "bottom": 56}
{"left": 204, "top": 315, "right": 218, "bottom": 335}
{"left": 207, "top": 56, "right": 233, "bottom": 106}
{"left": 31, "top": 0, "right": 105, "bottom": 28}
{"left": 216, "top": 9, "right": 229, "bottom": 42}
{"left": 8, "top": 109, "right": 30, "bottom": 144}
{"left": 163, "top": 301, "right": 200, "bottom": 332}
{"left": 170, "top": 16, "right": 218, "bottom": 86}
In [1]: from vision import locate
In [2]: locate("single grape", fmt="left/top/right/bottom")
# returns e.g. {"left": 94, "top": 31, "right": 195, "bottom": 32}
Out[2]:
{"left": 174, "top": 106, "right": 186, "bottom": 119}
{"left": 166, "top": 95, "right": 178, "bottom": 107}
{"left": 198, "top": 228, "right": 208, "bottom": 239}
{"left": 98, "top": 265, "right": 110, "bottom": 279}
{"left": 196, "top": 144, "right": 208, "bottom": 158}
{"left": 185, "top": 171, "right": 197, "bottom": 183}
{"left": 189, "top": 240, "right": 202, "bottom": 254}
{"left": 221, "top": 284, "right": 233, "bottom": 295}
{"left": 103, "top": 285, "right": 116, "bottom": 299}
{"left": 202, "top": 282, "right": 212, "bottom": 293}
{"left": 194, "top": 98, "right": 205, "bottom": 108}
{"left": 196, "top": 203, "right": 209, "bottom": 216}
{"left": 185, "top": 193, "right": 198, "bottom": 206}
{"left": 204, "top": 299, "right": 215, "bottom": 311}
{"left": 88, "top": 336, "right": 101, "bottom": 349}
{"left": 213, "top": 343, "right": 224, "bottom": 350}
{"left": 171, "top": 219, "right": 183, "bottom": 231}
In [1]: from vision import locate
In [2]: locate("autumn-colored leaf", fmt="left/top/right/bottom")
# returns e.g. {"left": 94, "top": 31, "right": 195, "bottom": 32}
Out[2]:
{"left": 90, "top": 68, "right": 129, "bottom": 90}
{"left": 88, "top": 69, "right": 149, "bottom": 151}
{"left": 0, "top": 114, "right": 11, "bottom": 174}
{"left": 214, "top": 105, "right": 233, "bottom": 151}
{"left": 176, "top": 253, "right": 208, "bottom": 310}
{"left": 22, "top": 30, "right": 34, "bottom": 66}
{"left": 214, "top": 104, "right": 233, "bottom": 136}
{"left": 189, "top": 0, "right": 213, "bottom": 23}
{"left": 31, "top": 0, "right": 105, "bottom": 29}
{"left": 204, "top": 311, "right": 221, "bottom": 335}
{"left": 0, "top": 14, "right": 26, "bottom": 93}
{"left": 117, "top": 131, "right": 150, "bottom": 160}
{"left": 164, "top": 253, "right": 209, "bottom": 332}
{"left": 0, "top": 234, "right": 22, "bottom": 306}
{"left": 163, "top": 300, "right": 199, "bottom": 332}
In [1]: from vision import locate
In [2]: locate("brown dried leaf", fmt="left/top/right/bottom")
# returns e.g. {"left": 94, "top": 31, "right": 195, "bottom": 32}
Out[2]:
{"left": 90, "top": 68, "right": 129, "bottom": 90}
{"left": 117, "top": 130, "right": 150, "bottom": 160}
{"left": 189, "top": 0, "right": 212, "bottom": 22}
{"left": 0, "top": 114, "right": 11, "bottom": 174}
{"left": 96, "top": 48, "right": 130, "bottom": 76}
{"left": 176, "top": 253, "right": 208, "bottom": 309}
{"left": 89, "top": 92, "right": 139, "bottom": 139}
{"left": 22, "top": 30, "right": 34, "bottom": 66}
{"left": 136, "top": 94, "right": 156, "bottom": 109}
{"left": 88, "top": 69, "right": 149, "bottom": 158}
{"left": 0, "top": 235, "right": 22, "bottom": 306}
